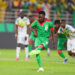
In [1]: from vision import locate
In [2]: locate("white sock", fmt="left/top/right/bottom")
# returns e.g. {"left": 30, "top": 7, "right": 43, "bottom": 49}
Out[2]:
{"left": 47, "top": 48, "right": 50, "bottom": 53}
{"left": 16, "top": 47, "right": 21, "bottom": 58}
{"left": 25, "top": 47, "right": 29, "bottom": 58}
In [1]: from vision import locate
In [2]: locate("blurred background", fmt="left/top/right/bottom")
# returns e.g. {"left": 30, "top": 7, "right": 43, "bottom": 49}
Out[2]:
{"left": 0, "top": 0, "right": 75, "bottom": 49}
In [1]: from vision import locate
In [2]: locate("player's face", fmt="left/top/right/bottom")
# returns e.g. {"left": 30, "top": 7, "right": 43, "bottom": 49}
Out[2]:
{"left": 39, "top": 14, "right": 45, "bottom": 23}
{"left": 61, "top": 21, "right": 66, "bottom": 28}
{"left": 20, "top": 12, "right": 24, "bottom": 18}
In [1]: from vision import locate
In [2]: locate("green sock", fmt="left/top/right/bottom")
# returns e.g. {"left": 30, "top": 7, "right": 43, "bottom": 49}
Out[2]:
{"left": 28, "top": 44, "right": 32, "bottom": 52}
{"left": 59, "top": 52, "right": 65, "bottom": 58}
{"left": 46, "top": 47, "right": 48, "bottom": 51}
{"left": 36, "top": 54, "right": 42, "bottom": 67}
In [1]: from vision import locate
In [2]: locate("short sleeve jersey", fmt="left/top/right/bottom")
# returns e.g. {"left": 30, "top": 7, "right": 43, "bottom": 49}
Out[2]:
{"left": 15, "top": 17, "right": 30, "bottom": 34}
{"left": 31, "top": 19, "right": 54, "bottom": 37}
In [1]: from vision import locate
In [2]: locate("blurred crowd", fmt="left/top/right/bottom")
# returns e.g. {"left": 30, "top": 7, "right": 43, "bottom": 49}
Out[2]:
{"left": 0, "top": 0, "right": 75, "bottom": 24}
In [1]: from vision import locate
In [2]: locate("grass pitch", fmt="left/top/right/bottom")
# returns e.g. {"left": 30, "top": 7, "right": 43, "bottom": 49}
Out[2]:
{"left": 0, "top": 49, "right": 75, "bottom": 75}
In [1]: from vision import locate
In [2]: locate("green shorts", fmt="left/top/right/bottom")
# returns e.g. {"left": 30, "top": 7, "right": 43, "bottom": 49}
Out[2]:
{"left": 30, "top": 32, "right": 35, "bottom": 41}
{"left": 57, "top": 37, "right": 67, "bottom": 50}
{"left": 35, "top": 37, "right": 49, "bottom": 48}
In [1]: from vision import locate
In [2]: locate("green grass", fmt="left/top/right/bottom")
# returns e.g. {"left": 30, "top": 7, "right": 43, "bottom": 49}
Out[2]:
{"left": 0, "top": 49, "right": 75, "bottom": 75}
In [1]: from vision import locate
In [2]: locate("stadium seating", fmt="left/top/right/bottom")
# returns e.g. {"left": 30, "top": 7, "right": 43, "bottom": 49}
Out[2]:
{"left": 0, "top": 0, "right": 75, "bottom": 33}
{"left": 0, "top": 1, "right": 7, "bottom": 22}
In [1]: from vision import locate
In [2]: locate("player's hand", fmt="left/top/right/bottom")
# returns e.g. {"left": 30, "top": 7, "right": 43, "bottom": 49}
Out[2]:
{"left": 25, "top": 37, "right": 27, "bottom": 40}
{"left": 15, "top": 33, "right": 17, "bottom": 40}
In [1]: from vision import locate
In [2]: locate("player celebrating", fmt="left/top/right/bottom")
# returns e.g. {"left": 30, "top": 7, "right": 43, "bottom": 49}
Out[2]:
{"left": 15, "top": 10, "right": 30, "bottom": 61}
{"left": 57, "top": 20, "right": 68, "bottom": 63}
{"left": 29, "top": 11, "right": 54, "bottom": 72}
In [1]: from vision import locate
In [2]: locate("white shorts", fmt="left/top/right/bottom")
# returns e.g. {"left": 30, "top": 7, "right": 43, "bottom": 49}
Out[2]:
{"left": 67, "top": 38, "right": 75, "bottom": 53}
{"left": 17, "top": 33, "right": 29, "bottom": 45}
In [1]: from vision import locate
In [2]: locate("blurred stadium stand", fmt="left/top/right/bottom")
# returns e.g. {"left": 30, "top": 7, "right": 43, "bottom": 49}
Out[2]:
{"left": 0, "top": 0, "right": 75, "bottom": 49}
{"left": 0, "top": 10, "right": 74, "bottom": 33}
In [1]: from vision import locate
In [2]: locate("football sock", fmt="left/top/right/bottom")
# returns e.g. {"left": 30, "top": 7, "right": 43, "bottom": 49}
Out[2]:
{"left": 36, "top": 54, "right": 42, "bottom": 67}
{"left": 25, "top": 47, "right": 29, "bottom": 58}
{"left": 46, "top": 46, "right": 48, "bottom": 51}
{"left": 16, "top": 47, "right": 21, "bottom": 58}
{"left": 58, "top": 50, "right": 65, "bottom": 58}
{"left": 59, "top": 52, "right": 65, "bottom": 58}
{"left": 28, "top": 45, "right": 32, "bottom": 52}
{"left": 28, "top": 41, "right": 32, "bottom": 52}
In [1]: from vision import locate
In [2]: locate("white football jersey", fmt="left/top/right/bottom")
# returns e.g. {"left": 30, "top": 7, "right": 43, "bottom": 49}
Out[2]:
{"left": 15, "top": 17, "right": 30, "bottom": 36}
{"left": 66, "top": 24, "right": 75, "bottom": 38}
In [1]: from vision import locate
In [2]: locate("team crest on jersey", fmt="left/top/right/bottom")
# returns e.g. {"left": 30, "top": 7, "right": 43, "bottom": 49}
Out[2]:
{"left": 45, "top": 25, "right": 48, "bottom": 31}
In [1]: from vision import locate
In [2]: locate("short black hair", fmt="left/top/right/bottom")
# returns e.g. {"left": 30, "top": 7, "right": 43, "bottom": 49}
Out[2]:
{"left": 54, "top": 20, "right": 61, "bottom": 24}
{"left": 61, "top": 19, "right": 66, "bottom": 23}
{"left": 39, "top": 11, "right": 45, "bottom": 15}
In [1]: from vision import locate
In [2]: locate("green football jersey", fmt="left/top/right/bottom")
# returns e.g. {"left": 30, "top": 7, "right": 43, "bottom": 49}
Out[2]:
{"left": 31, "top": 20, "right": 54, "bottom": 37}
{"left": 58, "top": 27, "right": 67, "bottom": 38}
